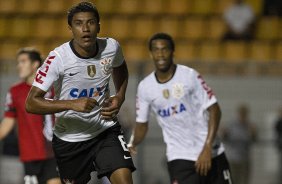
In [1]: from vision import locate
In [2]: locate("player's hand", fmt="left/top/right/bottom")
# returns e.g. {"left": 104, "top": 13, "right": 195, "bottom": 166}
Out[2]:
{"left": 71, "top": 97, "right": 99, "bottom": 113}
{"left": 101, "top": 95, "right": 123, "bottom": 120}
{"left": 128, "top": 144, "right": 137, "bottom": 155}
{"left": 195, "top": 144, "right": 212, "bottom": 176}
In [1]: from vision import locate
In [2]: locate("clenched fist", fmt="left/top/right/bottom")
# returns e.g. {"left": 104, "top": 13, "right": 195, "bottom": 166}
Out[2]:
{"left": 71, "top": 97, "right": 99, "bottom": 113}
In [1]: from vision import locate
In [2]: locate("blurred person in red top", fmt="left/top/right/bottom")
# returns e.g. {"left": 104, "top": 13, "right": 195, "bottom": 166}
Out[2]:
{"left": 0, "top": 48, "right": 61, "bottom": 184}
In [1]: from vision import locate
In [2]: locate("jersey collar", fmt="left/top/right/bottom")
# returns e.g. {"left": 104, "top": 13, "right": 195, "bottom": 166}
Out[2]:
{"left": 154, "top": 64, "right": 177, "bottom": 84}
{"left": 69, "top": 39, "right": 99, "bottom": 59}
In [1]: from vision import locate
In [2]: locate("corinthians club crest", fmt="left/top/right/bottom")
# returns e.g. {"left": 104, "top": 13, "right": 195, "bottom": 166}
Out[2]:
{"left": 100, "top": 58, "right": 112, "bottom": 75}
{"left": 162, "top": 89, "right": 170, "bottom": 99}
{"left": 172, "top": 83, "right": 184, "bottom": 99}
{"left": 87, "top": 65, "right": 96, "bottom": 78}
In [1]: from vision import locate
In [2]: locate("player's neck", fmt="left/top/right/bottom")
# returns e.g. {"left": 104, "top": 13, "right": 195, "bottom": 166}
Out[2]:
{"left": 25, "top": 73, "right": 36, "bottom": 85}
{"left": 71, "top": 40, "right": 98, "bottom": 59}
{"left": 155, "top": 64, "right": 176, "bottom": 83}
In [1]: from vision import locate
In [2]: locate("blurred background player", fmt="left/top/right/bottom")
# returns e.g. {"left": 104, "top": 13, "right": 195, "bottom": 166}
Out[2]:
{"left": 26, "top": 2, "right": 135, "bottom": 184}
{"left": 129, "top": 33, "right": 232, "bottom": 184}
{"left": 0, "top": 48, "right": 60, "bottom": 184}
{"left": 222, "top": 104, "right": 257, "bottom": 184}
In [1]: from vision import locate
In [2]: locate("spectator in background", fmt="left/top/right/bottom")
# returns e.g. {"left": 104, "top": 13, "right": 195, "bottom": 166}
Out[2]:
{"left": 274, "top": 107, "right": 282, "bottom": 184}
{"left": 222, "top": 104, "right": 257, "bottom": 184}
{"left": 222, "top": 0, "right": 256, "bottom": 41}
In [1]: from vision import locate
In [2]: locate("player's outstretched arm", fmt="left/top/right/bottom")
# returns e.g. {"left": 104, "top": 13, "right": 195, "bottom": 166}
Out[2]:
{"left": 204, "top": 102, "right": 221, "bottom": 148}
{"left": 26, "top": 86, "right": 98, "bottom": 114}
{"left": 0, "top": 117, "right": 16, "bottom": 140}
{"left": 195, "top": 102, "right": 221, "bottom": 176}
{"left": 128, "top": 122, "right": 148, "bottom": 155}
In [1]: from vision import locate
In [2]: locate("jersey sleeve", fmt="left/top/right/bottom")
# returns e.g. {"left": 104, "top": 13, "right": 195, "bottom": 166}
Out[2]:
{"left": 33, "top": 51, "right": 63, "bottom": 92}
{"left": 136, "top": 81, "right": 151, "bottom": 123}
{"left": 191, "top": 70, "right": 217, "bottom": 110}
{"left": 4, "top": 90, "right": 16, "bottom": 118}
{"left": 110, "top": 39, "right": 125, "bottom": 68}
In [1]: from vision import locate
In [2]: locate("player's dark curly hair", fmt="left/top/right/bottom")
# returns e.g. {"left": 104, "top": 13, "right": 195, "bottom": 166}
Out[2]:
{"left": 17, "top": 47, "right": 43, "bottom": 67}
{"left": 67, "top": 1, "right": 100, "bottom": 26}
{"left": 148, "top": 33, "right": 175, "bottom": 52}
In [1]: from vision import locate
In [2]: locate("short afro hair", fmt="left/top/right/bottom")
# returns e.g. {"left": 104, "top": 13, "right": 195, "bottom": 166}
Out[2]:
{"left": 148, "top": 33, "right": 175, "bottom": 52}
{"left": 67, "top": 1, "right": 100, "bottom": 26}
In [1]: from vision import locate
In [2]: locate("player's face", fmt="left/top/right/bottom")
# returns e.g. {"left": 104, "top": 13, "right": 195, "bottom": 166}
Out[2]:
{"left": 17, "top": 54, "right": 38, "bottom": 80}
{"left": 69, "top": 12, "right": 100, "bottom": 49}
{"left": 150, "top": 39, "right": 174, "bottom": 72}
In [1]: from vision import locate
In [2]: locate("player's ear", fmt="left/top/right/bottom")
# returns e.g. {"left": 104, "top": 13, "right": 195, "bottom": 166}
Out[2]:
{"left": 68, "top": 25, "right": 73, "bottom": 36}
{"left": 149, "top": 51, "right": 153, "bottom": 59}
{"left": 32, "top": 60, "right": 40, "bottom": 69}
{"left": 97, "top": 23, "right": 100, "bottom": 33}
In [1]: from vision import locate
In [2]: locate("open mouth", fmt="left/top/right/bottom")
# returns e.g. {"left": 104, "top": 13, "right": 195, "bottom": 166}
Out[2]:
{"left": 157, "top": 60, "right": 166, "bottom": 65}
{"left": 82, "top": 35, "right": 91, "bottom": 40}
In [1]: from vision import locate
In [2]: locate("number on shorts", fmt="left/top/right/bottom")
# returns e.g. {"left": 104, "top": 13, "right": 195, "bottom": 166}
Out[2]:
{"left": 24, "top": 175, "right": 38, "bottom": 184}
{"left": 118, "top": 135, "right": 129, "bottom": 151}
{"left": 223, "top": 170, "right": 232, "bottom": 184}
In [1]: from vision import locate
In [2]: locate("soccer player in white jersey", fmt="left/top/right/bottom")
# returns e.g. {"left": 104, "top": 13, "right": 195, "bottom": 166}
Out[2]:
{"left": 25, "top": 2, "right": 135, "bottom": 184}
{"left": 128, "top": 33, "right": 233, "bottom": 184}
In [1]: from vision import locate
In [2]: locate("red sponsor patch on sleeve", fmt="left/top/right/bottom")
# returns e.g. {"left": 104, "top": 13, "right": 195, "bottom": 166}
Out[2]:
{"left": 35, "top": 56, "right": 56, "bottom": 84}
{"left": 197, "top": 75, "right": 214, "bottom": 99}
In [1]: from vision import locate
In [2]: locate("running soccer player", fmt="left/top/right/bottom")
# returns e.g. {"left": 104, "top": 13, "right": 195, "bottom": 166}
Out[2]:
{"left": 25, "top": 2, "right": 135, "bottom": 184}
{"left": 0, "top": 48, "right": 60, "bottom": 184}
{"left": 128, "top": 33, "right": 233, "bottom": 184}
